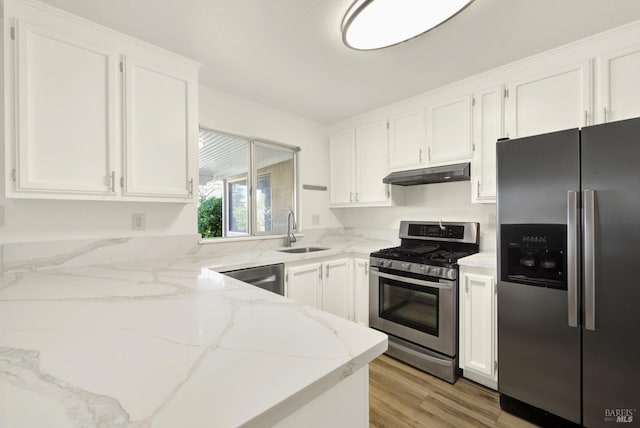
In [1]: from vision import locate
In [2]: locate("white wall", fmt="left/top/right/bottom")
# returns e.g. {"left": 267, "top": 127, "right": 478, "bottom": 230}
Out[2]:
{"left": 198, "top": 84, "right": 341, "bottom": 232}
{"left": 0, "top": 195, "right": 197, "bottom": 243}
{"left": 334, "top": 182, "right": 497, "bottom": 250}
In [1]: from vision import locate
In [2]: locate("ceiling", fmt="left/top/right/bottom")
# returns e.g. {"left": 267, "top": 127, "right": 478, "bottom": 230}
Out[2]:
{"left": 36, "top": 0, "right": 640, "bottom": 124}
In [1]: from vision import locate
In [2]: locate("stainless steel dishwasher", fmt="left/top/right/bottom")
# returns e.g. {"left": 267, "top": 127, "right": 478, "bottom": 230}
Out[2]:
{"left": 221, "top": 263, "right": 285, "bottom": 296}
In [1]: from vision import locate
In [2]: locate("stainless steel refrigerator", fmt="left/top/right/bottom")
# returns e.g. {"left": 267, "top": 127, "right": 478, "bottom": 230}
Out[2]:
{"left": 497, "top": 117, "right": 640, "bottom": 427}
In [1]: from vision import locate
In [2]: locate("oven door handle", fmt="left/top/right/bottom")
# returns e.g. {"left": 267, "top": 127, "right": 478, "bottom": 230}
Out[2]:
{"left": 370, "top": 269, "right": 454, "bottom": 290}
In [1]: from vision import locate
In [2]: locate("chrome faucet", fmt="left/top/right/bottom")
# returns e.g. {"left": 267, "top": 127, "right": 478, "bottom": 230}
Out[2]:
{"left": 284, "top": 210, "right": 297, "bottom": 247}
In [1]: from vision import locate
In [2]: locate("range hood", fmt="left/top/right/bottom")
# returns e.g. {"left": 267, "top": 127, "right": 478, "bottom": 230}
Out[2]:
{"left": 383, "top": 162, "right": 470, "bottom": 186}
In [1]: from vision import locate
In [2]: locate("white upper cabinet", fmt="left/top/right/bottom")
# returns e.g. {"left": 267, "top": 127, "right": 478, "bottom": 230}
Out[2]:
{"left": 3, "top": 0, "right": 199, "bottom": 202}
{"left": 388, "top": 110, "right": 426, "bottom": 170}
{"left": 471, "top": 86, "right": 505, "bottom": 204}
{"left": 597, "top": 45, "right": 640, "bottom": 123}
{"left": 426, "top": 95, "right": 473, "bottom": 164}
{"left": 507, "top": 61, "right": 592, "bottom": 138}
{"left": 13, "top": 21, "right": 117, "bottom": 195}
{"left": 355, "top": 121, "right": 389, "bottom": 205}
{"left": 123, "top": 56, "right": 197, "bottom": 198}
{"left": 328, "top": 122, "right": 393, "bottom": 208}
{"left": 328, "top": 130, "right": 355, "bottom": 205}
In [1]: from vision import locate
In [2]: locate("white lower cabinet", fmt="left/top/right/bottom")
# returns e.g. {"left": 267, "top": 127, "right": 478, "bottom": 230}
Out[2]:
{"left": 322, "top": 259, "right": 352, "bottom": 319}
{"left": 353, "top": 258, "right": 370, "bottom": 326}
{"left": 286, "top": 259, "right": 353, "bottom": 319}
{"left": 459, "top": 265, "right": 497, "bottom": 390}
{"left": 287, "top": 263, "right": 323, "bottom": 309}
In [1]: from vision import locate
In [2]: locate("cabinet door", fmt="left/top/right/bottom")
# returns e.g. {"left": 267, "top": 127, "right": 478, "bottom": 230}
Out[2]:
{"left": 328, "top": 131, "right": 355, "bottom": 205}
{"left": 287, "top": 263, "right": 322, "bottom": 309}
{"left": 13, "top": 21, "right": 117, "bottom": 195}
{"left": 461, "top": 272, "right": 495, "bottom": 379}
{"left": 353, "top": 258, "right": 370, "bottom": 326}
{"left": 471, "top": 86, "right": 504, "bottom": 204}
{"left": 355, "top": 121, "right": 389, "bottom": 205}
{"left": 322, "top": 259, "right": 351, "bottom": 319}
{"left": 598, "top": 45, "right": 640, "bottom": 123}
{"left": 123, "top": 56, "right": 196, "bottom": 198}
{"left": 507, "top": 61, "right": 592, "bottom": 138}
{"left": 426, "top": 95, "right": 473, "bottom": 164}
{"left": 388, "top": 110, "right": 426, "bottom": 170}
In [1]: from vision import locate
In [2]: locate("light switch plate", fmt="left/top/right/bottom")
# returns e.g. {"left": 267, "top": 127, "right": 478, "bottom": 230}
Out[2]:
{"left": 132, "top": 213, "right": 146, "bottom": 230}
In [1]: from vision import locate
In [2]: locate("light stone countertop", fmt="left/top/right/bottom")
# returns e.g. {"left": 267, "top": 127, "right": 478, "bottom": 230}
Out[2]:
{"left": 0, "top": 242, "right": 388, "bottom": 427}
{"left": 458, "top": 251, "right": 497, "bottom": 270}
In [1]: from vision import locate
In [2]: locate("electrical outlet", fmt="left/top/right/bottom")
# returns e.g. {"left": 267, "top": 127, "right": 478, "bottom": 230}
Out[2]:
{"left": 132, "top": 213, "right": 146, "bottom": 231}
{"left": 311, "top": 214, "right": 320, "bottom": 226}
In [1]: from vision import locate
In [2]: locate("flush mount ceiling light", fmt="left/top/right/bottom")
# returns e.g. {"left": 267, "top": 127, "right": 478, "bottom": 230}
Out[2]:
{"left": 342, "top": 0, "right": 474, "bottom": 50}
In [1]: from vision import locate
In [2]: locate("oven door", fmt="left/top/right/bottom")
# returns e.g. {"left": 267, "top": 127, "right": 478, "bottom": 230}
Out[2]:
{"left": 369, "top": 266, "right": 456, "bottom": 357}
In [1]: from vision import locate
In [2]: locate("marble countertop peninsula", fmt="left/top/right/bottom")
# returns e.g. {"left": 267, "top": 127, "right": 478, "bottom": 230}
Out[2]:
{"left": 0, "top": 235, "right": 389, "bottom": 427}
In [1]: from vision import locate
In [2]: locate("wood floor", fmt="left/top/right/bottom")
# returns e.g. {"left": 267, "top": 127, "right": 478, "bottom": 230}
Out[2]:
{"left": 369, "top": 355, "right": 539, "bottom": 428}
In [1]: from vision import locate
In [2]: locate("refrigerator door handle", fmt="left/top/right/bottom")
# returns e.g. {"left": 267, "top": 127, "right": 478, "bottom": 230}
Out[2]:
{"left": 567, "top": 191, "right": 579, "bottom": 327}
{"left": 584, "top": 189, "right": 596, "bottom": 331}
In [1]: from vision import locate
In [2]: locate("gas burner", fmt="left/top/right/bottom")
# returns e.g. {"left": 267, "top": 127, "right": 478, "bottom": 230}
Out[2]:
{"left": 370, "top": 221, "right": 480, "bottom": 269}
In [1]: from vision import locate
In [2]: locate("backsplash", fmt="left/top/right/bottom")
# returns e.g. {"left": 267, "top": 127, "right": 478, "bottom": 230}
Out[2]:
{"left": 0, "top": 228, "right": 356, "bottom": 274}
{"left": 334, "top": 181, "right": 497, "bottom": 251}
{"left": 1, "top": 224, "right": 480, "bottom": 275}
{"left": 1, "top": 235, "right": 201, "bottom": 274}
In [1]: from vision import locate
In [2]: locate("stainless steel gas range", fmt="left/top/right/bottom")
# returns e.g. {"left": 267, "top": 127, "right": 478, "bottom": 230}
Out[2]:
{"left": 369, "top": 221, "right": 479, "bottom": 383}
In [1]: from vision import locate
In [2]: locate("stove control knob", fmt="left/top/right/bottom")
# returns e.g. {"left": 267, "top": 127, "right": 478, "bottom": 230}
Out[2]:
{"left": 402, "top": 263, "right": 410, "bottom": 270}
{"left": 431, "top": 267, "right": 441, "bottom": 276}
{"left": 384, "top": 260, "right": 393, "bottom": 268}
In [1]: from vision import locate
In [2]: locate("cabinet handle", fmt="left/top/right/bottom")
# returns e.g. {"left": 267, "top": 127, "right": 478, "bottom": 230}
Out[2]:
{"left": 364, "top": 262, "right": 368, "bottom": 275}
{"left": 349, "top": 192, "right": 353, "bottom": 203}
{"left": 567, "top": 190, "right": 579, "bottom": 328}
{"left": 584, "top": 189, "right": 596, "bottom": 331}
{"left": 584, "top": 110, "right": 588, "bottom": 126}
{"left": 326, "top": 264, "right": 330, "bottom": 278}
{"left": 476, "top": 180, "right": 481, "bottom": 198}
{"left": 355, "top": 192, "right": 359, "bottom": 202}
{"left": 110, "top": 171, "right": 115, "bottom": 192}
{"left": 319, "top": 267, "right": 323, "bottom": 280}
{"left": 419, "top": 148, "right": 423, "bottom": 163}
{"left": 427, "top": 147, "right": 432, "bottom": 162}
{"left": 188, "top": 178, "right": 194, "bottom": 196}
{"left": 465, "top": 279, "right": 469, "bottom": 294}
{"left": 603, "top": 107, "right": 608, "bottom": 123}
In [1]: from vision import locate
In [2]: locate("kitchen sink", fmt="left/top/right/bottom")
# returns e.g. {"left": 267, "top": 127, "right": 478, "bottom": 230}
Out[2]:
{"left": 277, "top": 246, "right": 330, "bottom": 254}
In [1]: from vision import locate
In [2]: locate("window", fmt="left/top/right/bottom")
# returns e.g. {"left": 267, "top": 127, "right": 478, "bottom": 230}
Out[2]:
{"left": 198, "top": 128, "right": 298, "bottom": 239}
{"left": 227, "top": 178, "right": 248, "bottom": 235}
